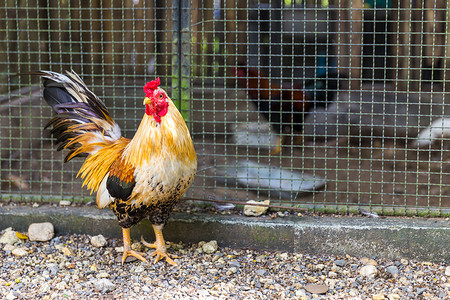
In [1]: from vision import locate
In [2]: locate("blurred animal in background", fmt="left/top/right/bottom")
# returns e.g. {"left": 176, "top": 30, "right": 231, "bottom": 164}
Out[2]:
{"left": 414, "top": 118, "right": 450, "bottom": 149}
{"left": 235, "top": 65, "right": 344, "bottom": 153}
{"left": 38, "top": 71, "right": 197, "bottom": 265}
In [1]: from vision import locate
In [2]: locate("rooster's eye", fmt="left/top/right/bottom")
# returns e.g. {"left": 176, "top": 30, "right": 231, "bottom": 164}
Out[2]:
{"left": 159, "top": 94, "right": 163, "bottom": 99}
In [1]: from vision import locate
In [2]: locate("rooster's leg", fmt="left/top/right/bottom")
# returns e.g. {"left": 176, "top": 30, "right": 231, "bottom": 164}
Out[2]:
{"left": 121, "top": 228, "right": 147, "bottom": 264}
{"left": 141, "top": 224, "right": 178, "bottom": 266}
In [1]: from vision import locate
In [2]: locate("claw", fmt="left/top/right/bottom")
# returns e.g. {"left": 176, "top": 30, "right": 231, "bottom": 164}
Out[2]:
{"left": 121, "top": 228, "right": 148, "bottom": 265}
{"left": 121, "top": 249, "right": 147, "bottom": 265}
{"left": 140, "top": 236, "right": 155, "bottom": 248}
{"left": 150, "top": 249, "right": 177, "bottom": 266}
{"left": 141, "top": 225, "right": 179, "bottom": 266}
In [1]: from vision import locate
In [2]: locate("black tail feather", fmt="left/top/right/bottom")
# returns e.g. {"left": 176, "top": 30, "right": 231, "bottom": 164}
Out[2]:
{"left": 37, "top": 70, "right": 121, "bottom": 162}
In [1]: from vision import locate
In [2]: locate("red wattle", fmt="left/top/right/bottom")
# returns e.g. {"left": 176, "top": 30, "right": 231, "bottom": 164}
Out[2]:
{"left": 145, "top": 104, "right": 151, "bottom": 115}
{"left": 157, "top": 105, "right": 168, "bottom": 117}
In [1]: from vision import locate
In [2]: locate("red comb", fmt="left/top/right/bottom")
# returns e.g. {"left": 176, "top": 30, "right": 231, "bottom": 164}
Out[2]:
{"left": 144, "top": 77, "right": 161, "bottom": 96}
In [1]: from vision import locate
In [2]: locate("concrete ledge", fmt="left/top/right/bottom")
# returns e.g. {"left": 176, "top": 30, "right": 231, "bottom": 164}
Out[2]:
{"left": 0, "top": 206, "right": 448, "bottom": 263}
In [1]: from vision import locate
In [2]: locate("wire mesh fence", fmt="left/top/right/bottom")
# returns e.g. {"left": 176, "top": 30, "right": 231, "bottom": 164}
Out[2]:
{"left": 0, "top": 0, "right": 449, "bottom": 216}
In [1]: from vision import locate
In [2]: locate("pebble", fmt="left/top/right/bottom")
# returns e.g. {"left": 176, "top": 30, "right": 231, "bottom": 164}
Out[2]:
{"left": 315, "top": 263, "right": 325, "bottom": 270}
{"left": 445, "top": 266, "right": 450, "bottom": 276}
{"left": 5, "top": 292, "right": 15, "bottom": 300}
{"left": 255, "top": 269, "right": 266, "bottom": 276}
{"left": 243, "top": 200, "right": 270, "bottom": 216}
{"left": 361, "top": 257, "right": 378, "bottom": 266}
{"left": 3, "top": 244, "right": 16, "bottom": 251}
{"left": 385, "top": 265, "right": 399, "bottom": 277}
{"left": 360, "top": 265, "right": 378, "bottom": 279}
{"left": 11, "top": 247, "right": 27, "bottom": 257}
{"left": 0, "top": 229, "right": 20, "bottom": 245}
{"left": 295, "top": 289, "right": 308, "bottom": 299}
{"left": 202, "top": 240, "right": 218, "bottom": 254}
{"left": 328, "top": 271, "right": 338, "bottom": 278}
{"left": 59, "top": 200, "right": 72, "bottom": 206}
{"left": 305, "top": 283, "right": 328, "bottom": 294}
{"left": 417, "top": 287, "right": 426, "bottom": 295}
{"left": 92, "top": 278, "right": 115, "bottom": 293}
{"left": 0, "top": 233, "right": 447, "bottom": 298}
{"left": 131, "top": 242, "right": 143, "bottom": 252}
{"left": 90, "top": 235, "right": 107, "bottom": 248}
{"left": 373, "top": 293, "right": 385, "bottom": 300}
{"left": 229, "top": 260, "right": 241, "bottom": 268}
{"left": 334, "top": 259, "right": 346, "bottom": 267}
{"left": 55, "top": 281, "right": 67, "bottom": 290}
{"left": 62, "top": 246, "right": 74, "bottom": 256}
{"left": 48, "top": 264, "right": 59, "bottom": 275}
{"left": 97, "top": 272, "right": 110, "bottom": 279}
{"left": 27, "top": 222, "right": 54, "bottom": 242}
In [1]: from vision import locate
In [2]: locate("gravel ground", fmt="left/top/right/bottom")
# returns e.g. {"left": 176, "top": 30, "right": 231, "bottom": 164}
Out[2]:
{"left": 0, "top": 232, "right": 449, "bottom": 299}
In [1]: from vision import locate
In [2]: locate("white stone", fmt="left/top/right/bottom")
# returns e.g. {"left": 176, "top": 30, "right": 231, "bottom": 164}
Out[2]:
{"left": 28, "top": 222, "right": 54, "bottom": 242}
{"left": 97, "top": 272, "right": 111, "bottom": 279}
{"left": 445, "top": 266, "right": 450, "bottom": 277}
{"left": 90, "top": 235, "right": 107, "bottom": 247}
{"left": 3, "top": 244, "right": 16, "bottom": 251}
{"left": 12, "top": 247, "right": 28, "bottom": 256}
{"left": 360, "top": 257, "right": 378, "bottom": 266}
{"left": 328, "top": 271, "right": 338, "bottom": 278}
{"left": 93, "top": 278, "right": 115, "bottom": 293}
{"left": 55, "top": 281, "right": 67, "bottom": 290}
{"left": 315, "top": 263, "right": 325, "bottom": 270}
{"left": 0, "top": 230, "right": 20, "bottom": 245}
{"left": 243, "top": 200, "right": 270, "bottom": 217}
{"left": 59, "top": 200, "right": 72, "bottom": 206}
{"left": 295, "top": 289, "right": 308, "bottom": 300}
{"left": 39, "top": 283, "right": 51, "bottom": 293}
{"left": 360, "top": 265, "right": 378, "bottom": 279}
{"left": 202, "top": 240, "right": 218, "bottom": 254}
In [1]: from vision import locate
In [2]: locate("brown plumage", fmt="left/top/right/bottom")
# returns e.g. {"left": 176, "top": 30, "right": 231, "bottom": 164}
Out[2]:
{"left": 38, "top": 71, "right": 197, "bottom": 265}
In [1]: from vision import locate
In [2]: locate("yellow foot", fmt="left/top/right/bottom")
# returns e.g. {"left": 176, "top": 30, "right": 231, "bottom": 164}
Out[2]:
{"left": 141, "top": 224, "right": 179, "bottom": 266}
{"left": 121, "top": 249, "right": 147, "bottom": 265}
{"left": 141, "top": 236, "right": 179, "bottom": 266}
{"left": 121, "top": 227, "right": 147, "bottom": 265}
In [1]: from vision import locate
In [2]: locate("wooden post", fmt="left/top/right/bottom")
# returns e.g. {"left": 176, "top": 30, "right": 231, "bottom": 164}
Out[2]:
{"left": 156, "top": 0, "right": 173, "bottom": 77}
{"left": 225, "top": 0, "right": 237, "bottom": 85}
{"left": 203, "top": 0, "right": 214, "bottom": 77}
{"left": 124, "top": 0, "right": 134, "bottom": 74}
{"left": 102, "top": 0, "right": 113, "bottom": 74}
{"left": 69, "top": 0, "right": 81, "bottom": 73}
{"left": 444, "top": 0, "right": 450, "bottom": 91}
{"left": 336, "top": 0, "right": 349, "bottom": 82}
{"left": 398, "top": 0, "right": 412, "bottom": 91}
{"left": 349, "top": 0, "right": 363, "bottom": 90}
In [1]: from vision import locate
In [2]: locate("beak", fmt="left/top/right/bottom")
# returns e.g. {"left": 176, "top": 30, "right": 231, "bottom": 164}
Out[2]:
{"left": 143, "top": 97, "right": 151, "bottom": 105}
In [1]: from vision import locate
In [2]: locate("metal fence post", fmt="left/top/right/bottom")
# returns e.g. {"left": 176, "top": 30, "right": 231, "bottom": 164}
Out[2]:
{"left": 172, "top": 0, "right": 190, "bottom": 122}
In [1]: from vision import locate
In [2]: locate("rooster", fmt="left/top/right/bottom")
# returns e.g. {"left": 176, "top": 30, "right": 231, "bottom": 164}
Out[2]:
{"left": 37, "top": 71, "right": 197, "bottom": 265}
{"left": 235, "top": 66, "right": 343, "bottom": 152}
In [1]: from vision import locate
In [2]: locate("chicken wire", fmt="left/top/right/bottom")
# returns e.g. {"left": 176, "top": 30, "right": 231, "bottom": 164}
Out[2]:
{"left": 0, "top": 0, "right": 449, "bottom": 216}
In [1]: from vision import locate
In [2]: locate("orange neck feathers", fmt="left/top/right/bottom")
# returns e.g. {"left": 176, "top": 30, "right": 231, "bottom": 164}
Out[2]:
{"left": 123, "top": 98, "right": 196, "bottom": 167}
